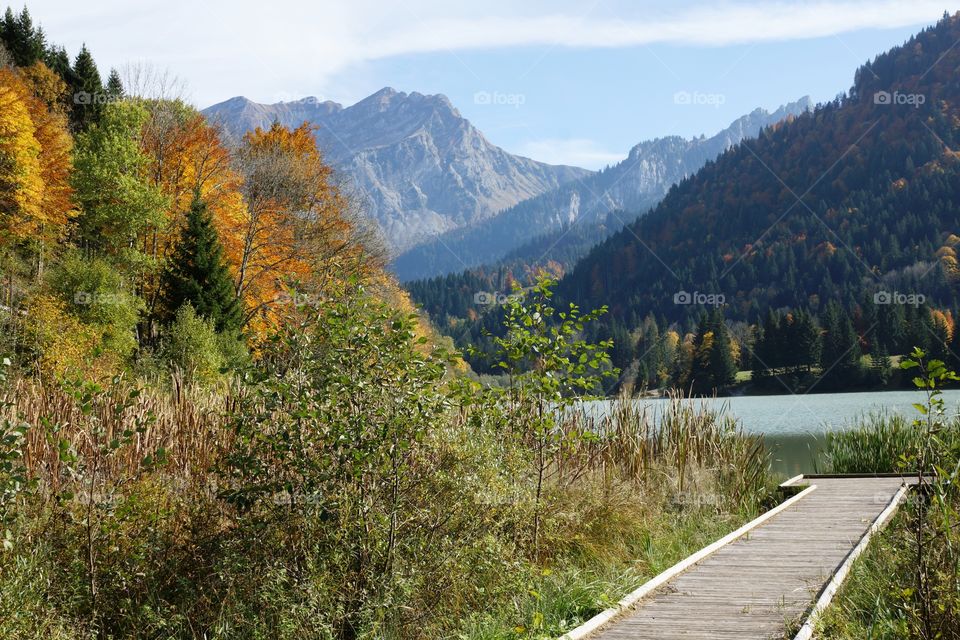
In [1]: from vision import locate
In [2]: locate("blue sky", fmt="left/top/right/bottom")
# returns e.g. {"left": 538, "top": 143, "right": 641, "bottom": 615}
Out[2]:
{"left": 30, "top": 0, "right": 951, "bottom": 168}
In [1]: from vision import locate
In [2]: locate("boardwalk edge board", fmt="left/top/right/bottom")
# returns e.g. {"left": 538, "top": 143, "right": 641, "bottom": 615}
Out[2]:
{"left": 792, "top": 482, "right": 911, "bottom": 640}
{"left": 557, "top": 483, "right": 819, "bottom": 640}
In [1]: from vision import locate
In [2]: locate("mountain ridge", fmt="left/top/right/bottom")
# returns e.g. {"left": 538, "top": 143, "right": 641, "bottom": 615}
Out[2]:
{"left": 393, "top": 96, "right": 814, "bottom": 281}
{"left": 202, "top": 89, "right": 592, "bottom": 253}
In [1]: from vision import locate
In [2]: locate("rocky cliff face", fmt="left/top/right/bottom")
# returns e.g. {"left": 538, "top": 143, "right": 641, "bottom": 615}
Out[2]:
{"left": 202, "top": 88, "right": 591, "bottom": 253}
{"left": 392, "top": 97, "right": 814, "bottom": 281}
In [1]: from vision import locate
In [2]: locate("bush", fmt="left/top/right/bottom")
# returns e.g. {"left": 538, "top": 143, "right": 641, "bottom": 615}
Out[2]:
{"left": 47, "top": 251, "right": 143, "bottom": 362}
{"left": 162, "top": 304, "right": 225, "bottom": 383}
{"left": 0, "top": 284, "right": 775, "bottom": 639}
{"left": 21, "top": 294, "right": 101, "bottom": 377}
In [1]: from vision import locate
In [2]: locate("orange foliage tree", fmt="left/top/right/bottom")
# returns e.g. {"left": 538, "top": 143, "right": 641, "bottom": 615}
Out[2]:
{"left": 230, "top": 122, "right": 373, "bottom": 334}
{"left": 0, "top": 65, "right": 74, "bottom": 272}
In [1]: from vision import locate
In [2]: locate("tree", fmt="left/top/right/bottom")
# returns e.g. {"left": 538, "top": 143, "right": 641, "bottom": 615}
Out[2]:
{"left": 820, "top": 302, "right": 862, "bottom": 390}
{"left": 485, "top": 275, "right": 615, "bottom": 556}
{"left": 0, "top": 68, "right": 43, "bottom": 250}
{"left": 43, "top": 45, "right": 76, "bottom": 90}
{"left": 105, "top": 68, "right": 122, "bottom": 100}
{"left": 707, "top": 309, "right": 738, "bottom": 389}
{"left": 230, "top": 122, "right": 370, "bottom": 333}
{"left": 0, "top": 7, "right": 45, "bottom": 67}
{"left": 690, "top": 308, "right": 737, "bottom": 394}
{"left": 71, "top": 100, "right": 168, "bottom": 260}
{"left": 161, "top": 194, "right": 242, "bottom": 333}
{"left": 0, "top": 40, "right": 11, "bottom": 68}
{"left": 69, "top": 44, "right": 102, "bottom": 130}
{"left": 793, "top": 310, "right": 822, "bottom": 372}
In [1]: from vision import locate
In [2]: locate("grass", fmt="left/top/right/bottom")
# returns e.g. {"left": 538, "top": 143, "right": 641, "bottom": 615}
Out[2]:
{"left": 460, "top": 503, "right": 740, "bottom": 639}
{"left": 816, "top": 412, "right": 923, "bottom": 474}
{"left": 815, "top": 509, "right": 915, "bottom": 640}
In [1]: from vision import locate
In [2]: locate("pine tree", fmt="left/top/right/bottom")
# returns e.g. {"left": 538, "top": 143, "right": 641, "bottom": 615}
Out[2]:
{"left": 70, "top": 44, "right": 102, "bottom": 130}
{"left": 794, "top": 310, "right": 822, "bottom": 372}
{"left": 44, "top": 45, "right": 76, "bottom": 86}
{"left": 161, "top": 194, "right": 243, "bottom": 333}
{"left": 689, "top": 308, "right": 737, "bottom": 394}
{"left": 0, "top": 7, "right": 45, "bottom": 67}
{"left": 105, "top": 68, "right": 123, "bottom": 100}
{"left": 820, "top": 303, "right": 862, "bottom": 390}
{"left": 705, "top": 308, "right": 737, "bottom": 390}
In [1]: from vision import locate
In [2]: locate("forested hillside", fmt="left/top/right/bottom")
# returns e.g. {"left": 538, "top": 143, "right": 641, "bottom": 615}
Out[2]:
{"left": 543, "top": 11, "right": 960, "bottom": 392}
{"left": 0, "top": 7, "right": 403, "bottom": 381}
{"left": 561, "top": 13, "right": 960, "bottom": 326}
{"left": 410, "top": 13, "right": 960, "bottom": 394}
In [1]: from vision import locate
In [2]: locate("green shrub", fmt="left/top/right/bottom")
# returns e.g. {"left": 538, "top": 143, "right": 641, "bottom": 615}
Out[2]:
{"left": 47, "top": 251, "right": 144, "bottom": 360}
{"left": 162, "top": 304, "right": 225, "bottom": 383}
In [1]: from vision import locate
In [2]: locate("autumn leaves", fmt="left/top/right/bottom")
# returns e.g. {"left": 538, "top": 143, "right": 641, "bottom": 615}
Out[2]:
{"left": 0, "top": 59, "right": 378, "bottom": 375}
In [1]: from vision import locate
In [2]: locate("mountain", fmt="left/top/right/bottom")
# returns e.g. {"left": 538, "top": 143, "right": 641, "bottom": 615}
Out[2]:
{"left": 557, "top": 12, "right": 960, "bottom": 329}
{"left": 202, "top": 89, "right": 591, "bottom": 253}
{"left": 393, "top": 97, "right": 813, "bottom": 281}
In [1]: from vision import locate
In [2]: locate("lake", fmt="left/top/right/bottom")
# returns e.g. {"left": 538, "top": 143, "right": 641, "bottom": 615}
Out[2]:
{"left": 593, "top": 390, "right": 960, "bottom": 478}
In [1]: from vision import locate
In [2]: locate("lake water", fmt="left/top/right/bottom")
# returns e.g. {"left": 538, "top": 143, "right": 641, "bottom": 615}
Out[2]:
{"left": 593, "top": 390, "right": 960, "bottom": 478}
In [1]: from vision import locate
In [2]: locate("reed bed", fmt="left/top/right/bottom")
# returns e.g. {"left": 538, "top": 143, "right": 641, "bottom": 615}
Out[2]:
{"left": 818, "top": 411, "right": 960, "bottom": 475}
{"left": 3, "top": 372, "right": 234, "bottom": 490}
{"left": 556, "top": 389, "right": 771, "bottom": 514}
{"left": 1, "top": 373, "right": 774, "bottom": 640}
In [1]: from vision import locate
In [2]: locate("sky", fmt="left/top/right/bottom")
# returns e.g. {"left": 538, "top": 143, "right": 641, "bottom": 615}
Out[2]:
{"left": 26, "top": 0, "right": 953, "bottom": 169}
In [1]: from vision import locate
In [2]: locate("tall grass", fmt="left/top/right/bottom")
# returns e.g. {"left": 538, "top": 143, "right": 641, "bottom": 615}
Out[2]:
{"left": 817, "top": 411, "right": 960, "bottom": 475}
{"left": 5, "top": 372, "right": 231, "bottom": 486}
{"left": 0, "top": 372, "right": 773, "bottom": 639}
{"left": 563, "top": 390, "right": 772, "bottom": 515}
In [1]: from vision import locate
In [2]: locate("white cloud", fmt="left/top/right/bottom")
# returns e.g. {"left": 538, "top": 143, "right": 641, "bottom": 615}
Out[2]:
{"left": 31, "top": 0, "right": 948, "bottom": 106}
{"left": 515, "top": 138, "right": 625, "bottom": 169}
{"left": 366, "top": 1, "right": 949, "bottom": 55}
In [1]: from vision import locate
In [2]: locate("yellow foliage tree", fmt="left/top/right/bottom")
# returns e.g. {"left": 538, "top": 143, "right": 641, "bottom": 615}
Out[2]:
{"left": 136, "top": 101, "right": 246, "bottom": 321}
{"left": 0, "top": 65, "right": 74, "bottom": 276}
{"left": 0, "top": 68, "right": 44, "bottom": 248}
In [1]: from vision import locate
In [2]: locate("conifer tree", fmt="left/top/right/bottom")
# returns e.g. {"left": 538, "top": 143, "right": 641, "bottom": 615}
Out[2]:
{"left": 689, "top": 308, "right": 737, "bottom": 393}
{"left": 820, "top": 303, "right": 862, "bottom": 389}
{"left": 0, "top": 7, "right": 45, "bottom": 67}
{"left": 70, "top": 44, "right": 102, "bottom": 130}
{"left": 705, "top": 307, "right": 737, "bottom": 390}
{"left": 105, "top": 68, "right": 123, "bottom": 100}
{"left": 794, "top": 310, "right": 822, "bottom": 372}
{"left": 43, "top": 45, "right": 75, "bottom": 85}
{"left": 162, "top": 194, "right": 243, "bottom": 334}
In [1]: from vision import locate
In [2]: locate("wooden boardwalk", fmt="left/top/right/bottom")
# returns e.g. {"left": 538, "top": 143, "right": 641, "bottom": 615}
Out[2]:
{"left": 576, "top": 476, "right": 912, "bottom": 640}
